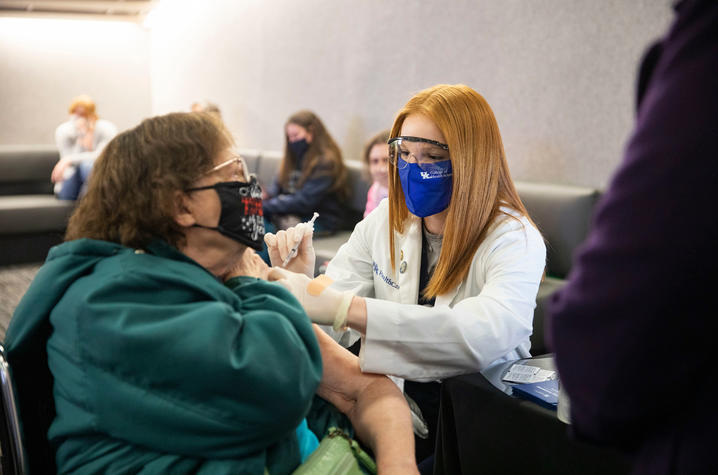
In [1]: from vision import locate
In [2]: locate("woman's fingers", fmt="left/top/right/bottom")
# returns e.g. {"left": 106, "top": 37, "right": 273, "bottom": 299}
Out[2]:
{"left": 297, "top": 224, "right": 313, "bottom": 252}
{"left": 265, "top": 223, "right": 314, "bottom": 272}
{"left": 286, "top": 224, "right": 305, "bottom": 250}
{"left": 263, "top": 232, "right": 282, "bottom": 267}
{"left": 276, "top": 229, "right": 292, "bottom": 261}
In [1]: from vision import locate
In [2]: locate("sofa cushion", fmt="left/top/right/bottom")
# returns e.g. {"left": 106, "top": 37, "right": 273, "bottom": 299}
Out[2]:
{"left": 256, "top": 150, "right": 282, "bottom": 191}
{"left": 515, "top": 181, "right": 600, "bottom": 279}
{"left": 238, "top": 148, "right": 261, "bottom": 175}
{"left": 0, "top": 145, "right": 58, "bottom": 196}
{"left": 0, "top": 195, "right": 75, "bottom": 234}
{"left": 345, "top": 160, "right": 370, "bottom": 215}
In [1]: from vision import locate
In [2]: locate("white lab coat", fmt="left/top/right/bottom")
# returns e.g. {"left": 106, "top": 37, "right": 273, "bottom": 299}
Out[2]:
{"left": 325, "top": 198, "right": 546, "bottom": 383}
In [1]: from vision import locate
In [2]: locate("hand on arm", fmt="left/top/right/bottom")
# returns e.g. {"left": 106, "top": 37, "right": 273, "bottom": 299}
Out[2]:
{"left": 267, "top": 268, "right": 351, "bottom": 329}
{"left": 51, "top": 157, "right": 73, "bottom": 183}
{"left": 224, "top": 248, "right": 270, "bottom": 281}
{"left": 312, "top": 326, "right": 418, "bottom": 475}
{"left": 80, "top": 128, "right": 95, "bottom": 150}
{"left": 267, "top": 267, "right": 369, "bottom": 332}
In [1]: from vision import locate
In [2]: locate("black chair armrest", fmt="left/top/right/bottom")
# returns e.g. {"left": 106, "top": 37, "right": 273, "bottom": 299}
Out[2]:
{"left": 435, "top": 369, "right": 631, "bottom": 475}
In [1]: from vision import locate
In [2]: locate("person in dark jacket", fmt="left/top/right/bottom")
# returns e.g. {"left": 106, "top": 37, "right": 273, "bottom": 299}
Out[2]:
{"left": 263, "top": 110, "right": 354, "bottom": 233}
{"left": 5, "top": 111, "right": 418, "bottom": 474}
{"left": 547, "top": 1, "right": 718, "bottom": 474}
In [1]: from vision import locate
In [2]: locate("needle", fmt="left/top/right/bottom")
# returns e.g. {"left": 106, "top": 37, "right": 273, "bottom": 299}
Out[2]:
{"left": 282, "top": 212, "right": 319, "bottom": 267}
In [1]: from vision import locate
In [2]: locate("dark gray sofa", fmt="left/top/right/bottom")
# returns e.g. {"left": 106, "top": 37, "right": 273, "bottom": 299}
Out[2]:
{"left": 0, "top": 146, "right": 75, "bottom": 267}
{"left": 514, "top": 181, "right": 601, "bottom": 355}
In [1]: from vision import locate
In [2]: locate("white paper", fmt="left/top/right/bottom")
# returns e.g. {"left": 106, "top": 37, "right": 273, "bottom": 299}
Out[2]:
{"left": 502, "top": 364, "right": 556, "bottom": 384}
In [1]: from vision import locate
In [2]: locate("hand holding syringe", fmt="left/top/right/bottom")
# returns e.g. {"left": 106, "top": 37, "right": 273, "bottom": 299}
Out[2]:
{"left": 282, "top": 212, "right": 319, "bottom": 267}
{"left": 263, "top": 212, "right": 318, "bottom": 276}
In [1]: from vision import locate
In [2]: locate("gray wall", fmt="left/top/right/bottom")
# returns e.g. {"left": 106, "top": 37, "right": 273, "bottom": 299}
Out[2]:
{"left": 149, "top": 0, "right": 672, "bottom": 188}
{"left": 0, "top": 16, "right": 152, "bottom": 146}
{"left": 0, "top": 1, "right": 673, "bottom": 188}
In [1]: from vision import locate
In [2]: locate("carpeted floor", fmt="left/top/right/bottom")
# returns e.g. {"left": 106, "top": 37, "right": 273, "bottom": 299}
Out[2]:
{"left": 0, "top": 263, "right": 42, "bottom": 342}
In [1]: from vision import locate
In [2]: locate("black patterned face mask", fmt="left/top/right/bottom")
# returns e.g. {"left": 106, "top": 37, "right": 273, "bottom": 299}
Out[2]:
{"left": 186, "top": 176, "right": 265, "bottom": 251}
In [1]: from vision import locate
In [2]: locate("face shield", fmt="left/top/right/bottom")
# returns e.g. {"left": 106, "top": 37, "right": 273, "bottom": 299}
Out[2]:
{"left": 388, "top": 136, "right": 450, "bottom": 171}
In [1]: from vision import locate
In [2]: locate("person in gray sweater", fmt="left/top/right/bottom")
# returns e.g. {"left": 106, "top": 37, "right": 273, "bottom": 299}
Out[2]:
{"left": 53, "top": 95, "right": 117, "bottom": 200}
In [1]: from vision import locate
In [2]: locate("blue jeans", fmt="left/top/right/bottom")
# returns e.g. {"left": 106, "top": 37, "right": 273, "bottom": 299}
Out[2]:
{"left": 57, "top": 159, "right": 94, "bottom": 200}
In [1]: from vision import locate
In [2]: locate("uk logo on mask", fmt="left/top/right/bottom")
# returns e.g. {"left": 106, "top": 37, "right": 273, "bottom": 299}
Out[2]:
{"left": 419, "top": 168, "right": 451, "bottom": 180}
{"left": 398, "top": 160, "right": 453, "bottom": 217}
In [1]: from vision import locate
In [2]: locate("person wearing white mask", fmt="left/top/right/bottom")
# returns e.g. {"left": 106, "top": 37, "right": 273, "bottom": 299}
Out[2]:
{"left": 266, "top": 84, "right": 546, "bottom": 470}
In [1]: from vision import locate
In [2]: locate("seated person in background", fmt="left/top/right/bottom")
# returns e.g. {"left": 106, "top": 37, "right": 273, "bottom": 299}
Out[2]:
{"left": 363, "top": 130, "right": 391, "bottom": 218}
{"left": 263, "top": 110, "right": 353, "bottom": 233}
{"left": 52, "top": 95, "right": 117, "bottom": 200}
{"left": 5, "top": 112, "right": 417, "bottom": 474}
{"left": 191, "top": 100, "right": 222, "bottom": 119}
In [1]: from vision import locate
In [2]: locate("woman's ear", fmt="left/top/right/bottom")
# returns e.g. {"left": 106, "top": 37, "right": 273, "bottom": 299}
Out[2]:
{"left": 173, "top": 190, "right": 197, "bottom": 227}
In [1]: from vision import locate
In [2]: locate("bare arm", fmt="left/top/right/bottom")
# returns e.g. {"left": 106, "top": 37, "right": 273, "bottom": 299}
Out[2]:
{"left": 345, "top": 296, "right": 368, "bottom": 335}
{"left": 312, "top": 326, "right": 418, "bottom": 475}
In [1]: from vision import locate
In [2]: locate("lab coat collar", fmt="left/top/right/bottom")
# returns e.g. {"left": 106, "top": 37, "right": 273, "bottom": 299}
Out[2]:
{"left": 395, "top": 217, "right": 421, "bottom": 304}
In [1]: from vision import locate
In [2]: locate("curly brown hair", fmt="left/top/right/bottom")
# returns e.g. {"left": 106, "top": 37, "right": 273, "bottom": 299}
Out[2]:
{"left": 65, "top": 112, "right": 234, "bottom": 248}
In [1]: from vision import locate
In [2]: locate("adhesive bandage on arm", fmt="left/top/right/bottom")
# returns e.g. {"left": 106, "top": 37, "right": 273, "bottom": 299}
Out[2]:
{"left": 306, "top": 274, "right": 352, "bottom": 331}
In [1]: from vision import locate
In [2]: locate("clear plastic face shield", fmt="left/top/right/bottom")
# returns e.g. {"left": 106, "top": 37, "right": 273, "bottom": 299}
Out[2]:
{"left": 388, "top": 136, "right": 450, "bottom": 171}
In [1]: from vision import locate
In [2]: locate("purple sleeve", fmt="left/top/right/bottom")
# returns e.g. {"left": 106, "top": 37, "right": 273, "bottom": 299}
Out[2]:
{"left": 547, "top": 0, "right": 718, "bottom": 448}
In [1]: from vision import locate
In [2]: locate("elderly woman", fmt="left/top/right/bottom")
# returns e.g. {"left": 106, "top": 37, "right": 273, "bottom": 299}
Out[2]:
{"left": 5, "top": 112, "right": 416, "bottom": 474}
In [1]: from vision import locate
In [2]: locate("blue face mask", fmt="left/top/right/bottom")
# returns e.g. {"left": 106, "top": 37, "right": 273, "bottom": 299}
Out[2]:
{"left": 397, "top": 158, "right": 453, "bottom": 217}
{"left": 289, "top": 138, "right": 309, "bottom": 160}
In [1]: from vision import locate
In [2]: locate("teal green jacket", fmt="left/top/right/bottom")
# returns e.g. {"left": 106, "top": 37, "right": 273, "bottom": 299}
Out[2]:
{"left": 5, "top": 239, "right": 325, "bottom": 474}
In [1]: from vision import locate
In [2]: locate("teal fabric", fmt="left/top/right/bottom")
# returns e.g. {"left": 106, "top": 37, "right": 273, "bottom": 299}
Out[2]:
{"left": 5, "top": 238, "right": 324, "bottom": 474}
{"left": 295, "top": 419, "right": 319, "bottom": 463}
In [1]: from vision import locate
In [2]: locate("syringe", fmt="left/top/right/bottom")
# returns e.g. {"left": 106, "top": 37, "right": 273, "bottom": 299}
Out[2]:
{"left": 282, "top": 212, "right": 319, "bottom": 267}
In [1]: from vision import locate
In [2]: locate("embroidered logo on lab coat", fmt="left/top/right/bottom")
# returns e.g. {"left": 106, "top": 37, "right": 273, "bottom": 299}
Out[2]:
{"left": 372, "top": 261, "right": 399, "bottom": 289}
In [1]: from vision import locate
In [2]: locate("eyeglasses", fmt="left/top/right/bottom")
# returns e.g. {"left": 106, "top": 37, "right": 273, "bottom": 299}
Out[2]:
{"left": 203, "top": 155, "right": 250, "bottom": 182}
{"left": 387, "top": 136, "right": 450, "bottom": 170}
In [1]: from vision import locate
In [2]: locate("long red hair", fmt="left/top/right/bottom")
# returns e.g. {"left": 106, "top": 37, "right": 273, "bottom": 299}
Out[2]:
{"left": 388, "top": 84, "right": 535, "bottom": 298}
